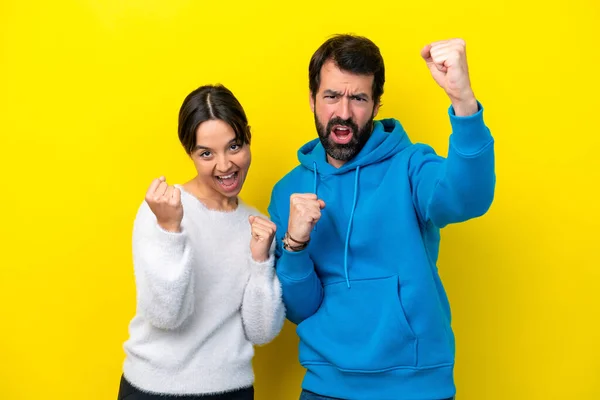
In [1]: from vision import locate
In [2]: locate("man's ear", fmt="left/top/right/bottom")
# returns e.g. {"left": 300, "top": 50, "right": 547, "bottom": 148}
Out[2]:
{"left": 309, "top": 91, "right": 315, "bottom": 113}
{"left": 373, "top": 100, "right": 381, "bottom": 118}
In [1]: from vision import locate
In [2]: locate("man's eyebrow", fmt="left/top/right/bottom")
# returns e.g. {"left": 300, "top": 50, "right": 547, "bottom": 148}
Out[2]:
{"left": 323, "top": 89, "right": 370, "bottom": 99}
{"left": 323, "top": 89, "right": 343, "bottom": 96}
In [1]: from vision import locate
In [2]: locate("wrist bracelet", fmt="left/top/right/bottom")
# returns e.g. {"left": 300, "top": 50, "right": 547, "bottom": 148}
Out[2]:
{"left": 283, "top": 232, "right": 309, "bottom": 251}
{"left": 287, "top": 232, "right": 310, "bottom": 245}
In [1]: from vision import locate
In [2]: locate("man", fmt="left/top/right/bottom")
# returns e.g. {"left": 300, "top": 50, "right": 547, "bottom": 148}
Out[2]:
{"left": 267, "top": 34, "right": 495, "bottom": 400}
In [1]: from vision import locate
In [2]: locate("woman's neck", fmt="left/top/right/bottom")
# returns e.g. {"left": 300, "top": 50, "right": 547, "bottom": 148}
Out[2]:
{"left": 182, "top": 178, "right": 238, "bottom": 212}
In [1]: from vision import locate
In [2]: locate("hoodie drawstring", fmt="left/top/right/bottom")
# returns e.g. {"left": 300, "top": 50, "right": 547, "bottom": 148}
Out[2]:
{"left": 312, "top": 162, "right": 360, "bottom": 289}
{"left": 344, "top": 166, "right": 360, "bottom": 288}
{"left": 313, "top": 161, "right": 318, "bottom": 194}
{"left": 313, "top": 162, "right": 318, "bottom": 232}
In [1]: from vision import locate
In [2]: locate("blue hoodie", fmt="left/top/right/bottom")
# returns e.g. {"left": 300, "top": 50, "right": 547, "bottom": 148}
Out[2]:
{"left": 267, "top": 103, "right": 495, "bottom": 400}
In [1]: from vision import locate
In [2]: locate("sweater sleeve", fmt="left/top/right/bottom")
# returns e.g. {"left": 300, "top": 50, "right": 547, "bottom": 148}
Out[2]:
{"left": 240, "top": 240, "right": 285, "bottom": 345}
{"left": 409, "top": 101, "right": 496, "bottom": 228}
{"left": 131, "top": 201, "right": 195, "bottom": 330}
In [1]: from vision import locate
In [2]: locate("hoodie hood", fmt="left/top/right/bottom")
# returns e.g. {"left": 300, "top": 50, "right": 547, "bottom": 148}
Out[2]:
{"left": 295, "top": 118, "right": 413, "bottom": 288}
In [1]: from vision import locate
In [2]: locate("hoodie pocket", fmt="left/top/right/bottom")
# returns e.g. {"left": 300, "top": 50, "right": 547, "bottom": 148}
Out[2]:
{"left": 297, "top": 275, "right": 417, "bottom": 372}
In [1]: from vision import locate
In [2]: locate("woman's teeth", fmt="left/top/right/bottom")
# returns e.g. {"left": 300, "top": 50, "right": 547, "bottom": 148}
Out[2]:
{"left": 216, "top": 172, "right": 238, "bottom": 188}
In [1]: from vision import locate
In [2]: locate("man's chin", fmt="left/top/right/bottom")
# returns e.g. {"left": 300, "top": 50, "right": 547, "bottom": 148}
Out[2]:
{"left": 325, "top": 146, "right": 356, "bottom": 162}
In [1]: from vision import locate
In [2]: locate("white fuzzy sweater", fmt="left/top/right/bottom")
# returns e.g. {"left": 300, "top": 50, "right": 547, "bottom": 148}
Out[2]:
{"left": 122, "top": 186, "right": 285, "bottom": 395}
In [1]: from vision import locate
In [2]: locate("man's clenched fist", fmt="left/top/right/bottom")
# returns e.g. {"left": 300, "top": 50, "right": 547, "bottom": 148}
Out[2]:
{"left": 421, "top": 38, "right": 478, "bottom": 116}
{"left": 287, "top": 194, "right": 326, "bottom": 243}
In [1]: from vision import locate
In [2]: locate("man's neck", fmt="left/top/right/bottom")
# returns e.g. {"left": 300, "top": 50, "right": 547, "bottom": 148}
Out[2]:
{"left": 327, "top": 154, "right": 346, "bottom": 169}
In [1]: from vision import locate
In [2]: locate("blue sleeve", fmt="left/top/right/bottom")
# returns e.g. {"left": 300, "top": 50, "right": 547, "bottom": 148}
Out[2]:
{"left": 409, "top": 101, "right": 496, "bottom": 228}
{"left": 267, "top": 187, "right": 324, "bottom": 325}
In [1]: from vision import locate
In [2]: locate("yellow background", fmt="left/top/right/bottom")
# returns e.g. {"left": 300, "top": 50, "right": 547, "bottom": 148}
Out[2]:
{"left": 1, "top": 0, "right": 598, "bottom": 399}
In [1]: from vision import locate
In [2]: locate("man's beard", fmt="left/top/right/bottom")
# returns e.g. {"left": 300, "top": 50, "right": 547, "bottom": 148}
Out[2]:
{"left": 315, "top": 113, "right": 374, "bottom": 162}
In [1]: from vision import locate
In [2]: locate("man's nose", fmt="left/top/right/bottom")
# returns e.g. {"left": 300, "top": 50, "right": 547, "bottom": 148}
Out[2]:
{"left": 336, "top": 97, "right": 352, "bottom": 121}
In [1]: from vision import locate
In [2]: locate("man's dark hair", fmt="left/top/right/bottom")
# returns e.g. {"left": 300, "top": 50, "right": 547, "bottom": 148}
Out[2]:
{"left": 309, "top": 34, "right": 385, "bottom": 104}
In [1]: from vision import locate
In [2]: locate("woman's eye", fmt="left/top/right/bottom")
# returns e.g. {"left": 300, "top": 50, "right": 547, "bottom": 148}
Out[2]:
{"left": 199, "top": 151, "right": 211, "bottom": 158}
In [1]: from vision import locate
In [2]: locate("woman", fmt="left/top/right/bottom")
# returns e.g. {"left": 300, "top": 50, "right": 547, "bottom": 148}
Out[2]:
{"left": 118, "top": 84, "right": 285, "bottom": 400}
